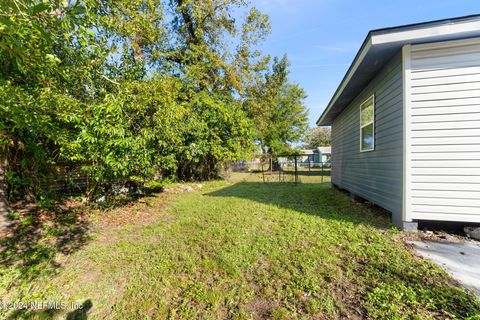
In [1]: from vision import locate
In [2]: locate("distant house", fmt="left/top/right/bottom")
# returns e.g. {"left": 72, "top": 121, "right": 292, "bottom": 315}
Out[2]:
{"left": 317, "top": 147, "right": 332, "bottom": 164}
{"left": 316, "top": 15, "right": 480, "bottom": 229}
{"left": 300, "top": 147, "right": 331, "bottom": 165}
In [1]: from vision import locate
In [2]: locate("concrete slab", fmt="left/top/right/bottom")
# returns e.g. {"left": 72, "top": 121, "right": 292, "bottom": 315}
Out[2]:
{"left": 410, "top": 240, "right": 480, "bottom": 298}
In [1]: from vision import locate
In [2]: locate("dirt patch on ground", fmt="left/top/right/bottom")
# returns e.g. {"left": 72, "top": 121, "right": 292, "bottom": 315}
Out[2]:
{"left": 94, "top": 182, "right": 205, "bottom": 226}
{"left": 243, "top": 296, "right": 275, "bottom": 319}
{"left": 402, "top": 229, "right": 480, "bottom": 244}
{"left": 93, "top": 197, "right": 166, "bottom": 229}
{"left": 331, "top": 282, "right": 365, "bottom": 319}
{"left": 0, "top": 183, "right": 202, "bottom": 274}
{"left": 0, "top": 182, "right": 204, "bottom": 240}
{"left": 93, "top": 183, "right": 203, "bottom": 229}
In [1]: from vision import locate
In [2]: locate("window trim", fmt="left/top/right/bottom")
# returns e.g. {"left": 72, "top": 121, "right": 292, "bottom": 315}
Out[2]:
{"left": 359, "top": 95, "right": 375, "bottom": 152}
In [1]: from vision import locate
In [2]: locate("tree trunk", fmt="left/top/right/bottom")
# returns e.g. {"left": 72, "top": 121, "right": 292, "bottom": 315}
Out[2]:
{"left": 0, "top": 154, "right": 9, "bottom": 233}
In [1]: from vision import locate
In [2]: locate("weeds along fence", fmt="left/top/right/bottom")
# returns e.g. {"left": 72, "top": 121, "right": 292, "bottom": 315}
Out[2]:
{"left": 234, "top": 154, "right": 331, "bottom": 184}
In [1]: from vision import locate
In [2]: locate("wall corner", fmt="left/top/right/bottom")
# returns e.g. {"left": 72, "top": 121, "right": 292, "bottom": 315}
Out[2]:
{"left": 402, "top": 44, "right": 412, "bottom": 223}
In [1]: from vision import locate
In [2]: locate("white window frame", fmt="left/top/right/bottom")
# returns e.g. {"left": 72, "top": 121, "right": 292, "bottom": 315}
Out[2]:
{"left": 359, "top": 95, "right": 375, "bottom": 152}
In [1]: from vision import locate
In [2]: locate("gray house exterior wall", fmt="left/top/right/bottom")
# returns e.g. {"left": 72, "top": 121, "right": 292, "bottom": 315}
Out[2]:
{"left": 331, "top": 52, "right": 404, "bottom": 224}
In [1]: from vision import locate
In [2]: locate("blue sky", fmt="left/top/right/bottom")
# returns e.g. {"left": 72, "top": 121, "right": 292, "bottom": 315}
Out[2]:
{"left": 253, "top": 0, "right": 480, "bottom": 127}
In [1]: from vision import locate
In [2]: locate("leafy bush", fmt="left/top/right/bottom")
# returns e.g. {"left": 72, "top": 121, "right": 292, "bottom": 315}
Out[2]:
{"left": 0, "top": 0, "right": 308, "bottom": 201}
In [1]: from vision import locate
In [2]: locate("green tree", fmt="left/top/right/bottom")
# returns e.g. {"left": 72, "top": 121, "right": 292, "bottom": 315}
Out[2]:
{"left": 0, "top": 0, "right": 107, "bottom": 198}
{"left": 243, "top": 56, "right": 308, "bottom": 155}
{"left": 67, "top": 76, "right": 184, "bottom": 198}
{"left": 176, "top": 90, "right": 254, "bottom": 180}
{"left": 0, "top": 0, "right": 309, "bottom": 201}
{"left": 303, "top": 127, "right": 331, "bottom": 148}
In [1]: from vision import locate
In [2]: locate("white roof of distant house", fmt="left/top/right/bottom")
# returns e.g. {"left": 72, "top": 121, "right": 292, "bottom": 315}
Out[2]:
{"left": 318, "top": 147, "right": 331, "bottom": 154}
{"left": 300, "top": 147, "right": 331, "bottom": 154}
{"left": 301, "top": 149, "right": 314, "bottom": 155}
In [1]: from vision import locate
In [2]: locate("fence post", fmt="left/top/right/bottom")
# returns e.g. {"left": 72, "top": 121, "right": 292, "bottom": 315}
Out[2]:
{"left": 321, "top": 162, "right": 324, "bottom": 184}
{"left": 261, "top": 160, "right": 265, "bottom": 183}
{"left": 278, "top": 163, "right": 281, "bottom": 182}
{"left": 294, "top": 156, "right": 298, "bottom": 184}
{"left": 270, "top": 155, "right": 272, "bottom": 177}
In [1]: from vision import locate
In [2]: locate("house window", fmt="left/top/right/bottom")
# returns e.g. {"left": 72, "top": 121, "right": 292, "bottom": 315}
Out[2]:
{"left": 360, "top": 95, "right": 375, "bottom": 152}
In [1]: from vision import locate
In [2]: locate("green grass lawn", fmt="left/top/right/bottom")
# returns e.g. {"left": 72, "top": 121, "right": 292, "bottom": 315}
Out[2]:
{"left": 1, "top": 173, "right": 479, "bottom": 319}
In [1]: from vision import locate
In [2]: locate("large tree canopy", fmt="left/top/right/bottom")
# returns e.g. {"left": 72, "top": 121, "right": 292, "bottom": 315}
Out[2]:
{"left": 244, "top": 56, "right": 308, "bottom": 155}
{"left": 303, "top": 127, "right": 332, "bottom": 149}
{"left": 0, "top": 0, "right": 308, "bottom": 199}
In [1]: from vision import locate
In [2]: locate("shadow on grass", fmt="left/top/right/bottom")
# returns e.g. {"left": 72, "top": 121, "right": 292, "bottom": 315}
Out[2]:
{"left": 66, "top": 299, "right": 93, "bottom": 320}
{"left": 0, "top": 185, "right": 166, "bottom": 284}
{"left": 206, "top": 181, "right": 391, "bottom": 228}
{"left": 0, "top": 202, "right": 91, "bottom": 283}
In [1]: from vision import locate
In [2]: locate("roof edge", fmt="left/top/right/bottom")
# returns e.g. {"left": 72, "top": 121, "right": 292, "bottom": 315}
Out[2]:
{"left": 316, "top": 34, "right": 372, "bottom": 126}
{"left": 316, "top": 13, "right": 480, "bottom": 127}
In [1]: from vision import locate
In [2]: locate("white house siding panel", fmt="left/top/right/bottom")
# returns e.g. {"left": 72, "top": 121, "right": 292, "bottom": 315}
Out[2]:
{"left": 407, "top": 38, "right": 480, "bottom": 223}
{"left": 332, "top": 53, "right": 403, "bottom": 220}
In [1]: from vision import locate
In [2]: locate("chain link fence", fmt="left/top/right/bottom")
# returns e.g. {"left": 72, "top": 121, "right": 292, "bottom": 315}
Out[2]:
{"left": 234, "top": 154, "right": 331, "bottom": 184}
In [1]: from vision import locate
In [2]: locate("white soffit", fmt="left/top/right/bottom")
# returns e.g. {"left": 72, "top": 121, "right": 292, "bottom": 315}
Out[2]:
{"left": 371, "top": 20, "right": 480, "bottom": 45}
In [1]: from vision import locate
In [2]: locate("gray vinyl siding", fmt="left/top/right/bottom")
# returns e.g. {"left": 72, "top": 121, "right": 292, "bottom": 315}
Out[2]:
{"left": 331, "top": 52, "right": 403, "bottom": 218}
